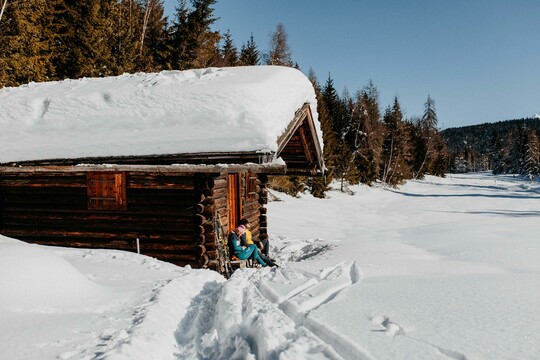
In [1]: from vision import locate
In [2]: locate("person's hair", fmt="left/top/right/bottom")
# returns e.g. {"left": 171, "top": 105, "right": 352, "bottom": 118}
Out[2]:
{"left": 239, "top": 218, "right": 249, "bottom": 226}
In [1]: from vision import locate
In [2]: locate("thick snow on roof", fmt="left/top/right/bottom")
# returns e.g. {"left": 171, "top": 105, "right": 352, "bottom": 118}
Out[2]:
{"left": 0, "top": 66, "right": 319, "bottom": 163}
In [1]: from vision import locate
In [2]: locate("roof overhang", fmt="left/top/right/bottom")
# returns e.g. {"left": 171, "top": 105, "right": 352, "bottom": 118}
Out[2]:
{"left": 0, "top": 163, "right": 288, "bottom": 175}
{"left": 276, "top": 103, "right": 325, "bottom": 176}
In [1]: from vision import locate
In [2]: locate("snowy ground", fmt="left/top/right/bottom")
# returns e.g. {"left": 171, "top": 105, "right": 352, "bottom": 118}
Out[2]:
{"left": 1, "top": 172, "right": 539, "bottom": 360}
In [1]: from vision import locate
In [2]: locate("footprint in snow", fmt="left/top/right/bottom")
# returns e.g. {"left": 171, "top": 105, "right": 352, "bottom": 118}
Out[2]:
{"left": 371, "top": 315, "right": 405, "bottom": 337}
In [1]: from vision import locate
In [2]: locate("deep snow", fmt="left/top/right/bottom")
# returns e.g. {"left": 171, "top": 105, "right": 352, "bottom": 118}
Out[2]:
{"left": 0, "top": 66, "right": 319, "bottom": 163}
{"left": 1, "top": 173, "right": 539, "bottom": 359}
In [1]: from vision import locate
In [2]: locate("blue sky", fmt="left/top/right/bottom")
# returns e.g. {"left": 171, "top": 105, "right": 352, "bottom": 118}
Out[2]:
{"left": 163, "top": 0, "right": 540, "bottom": 128}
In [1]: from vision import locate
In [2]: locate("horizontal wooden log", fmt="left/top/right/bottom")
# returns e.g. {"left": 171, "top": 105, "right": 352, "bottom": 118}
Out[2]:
{"left": 2, "top": 210, "right": 198, "bottom": 223}
{"left": 196, "top": 225, "right": 205, "bottom": 236}
{"left": 128, "top": 174, "right": 194, "bottom": 188}
{"left": 213, "top": 178, "right": 226, "bottom": 189}
{"left": 128, "top": 190, "right": 196, "bottom": 201}
{"left": 128, "top": 182, "right": 195, "bottom": 190}
{"left": 200, "top": 197, "right": 215, "bottom": 206}
{"left": 194, "top": 203, "right": 205, "bottom": 214}
{"left": 196, "top": 177, "right": 215, "bottom": 190}
{"left": 2, "top": 192, "right": 85, "bottom": 203}
{"left": 203, "top": 232, "right": 216, "bottom": 244}
{"left": 202, "top": 204, "right": 214, "bottom": 218}
{"left": 214, "top": 198, "right": 227, "bottom": 210}
{"left": 213, "top": 187, "right": 227, "bottom": 198}
{"left": 199, "top": 254, "right": 209, "bottom": 266}
{"left": 2, "top": 217, "right": 199, "bottom": 236}
{"left": 204, "top": 242, "right": 220, "bottom": 253}
{"left": 1, "top": 206, "right": 196, "bottom": 217}
{"left": 2, "top": 228, "right": 199, "bottom": 242}
{"left": 242, "top": 202, "right": 261, "bottom": 214}
{"left": 0, "top": 179, "right": 86, "bottom": 188}
{"left": 2, "top": 220, "right": 198, "bottom": 236}
{"left": 197, "top": 245, "right": 206, "bottom": 256}
{"left": 201, "top": 221, "right": 213, "bottom": 233}
{"left": 205, "top": 250, "right": 219, "bottom": 261}
{"left": 15, "top": 237, "right": 201, "bottom": 251}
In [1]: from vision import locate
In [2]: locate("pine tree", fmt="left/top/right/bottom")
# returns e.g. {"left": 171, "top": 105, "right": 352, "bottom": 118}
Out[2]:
{"left": 381, "top": 97, "right": 413, "bottom": 186}
{"left": 508, "top": 125, "right": 528, "bottom": 174}
{"left": 431, "top": 132, "right": 448, "bottom": 177}
{"left": 422, "top": 94, "right": 438, "bottom": 128}
{"left": 108, "top": 0, "right": 141, "bottom": 74}
{"left": 0, "top": 0, "right": 54, "bottom": 87}
{"left": 221, "top": 30, "right": 238, "bottom": 66}
{"left": 166, "top": 0, "right": 219, "bottom": 70}
{"left": 523, "top": 129, "right": 540, "bottom": 180}
{"left": 364, "top": 82, "right": 385, "bottom": 183}
{"left": 412, "top": 95, "right": 439, "bottom": 179}
{"left": 52, "top": 0, "right": 117, "bottom": 80}
{"left": 351, "top": 81, "right": 384, "bottom": 185}
{"left": 136, "top": 0, "right": 168, "bottom": 72}
{"left": 322, "top": 75, "right": 351, "bottom": 191}
{"left": 266, "top": 23, "right": 293, "bottom": 66}
{"left": 239, "top": 33, "right": 259, "bottom": 65}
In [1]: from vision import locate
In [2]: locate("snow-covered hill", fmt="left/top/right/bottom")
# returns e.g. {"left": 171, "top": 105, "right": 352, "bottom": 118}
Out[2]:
{"left": 1, "top": 173, "right": 539, "bottom": 359}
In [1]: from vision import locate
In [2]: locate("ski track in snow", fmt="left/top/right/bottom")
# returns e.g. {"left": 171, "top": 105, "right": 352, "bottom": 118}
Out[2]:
{"left": 173, "top": 261, "right": 371, "bottom": 360}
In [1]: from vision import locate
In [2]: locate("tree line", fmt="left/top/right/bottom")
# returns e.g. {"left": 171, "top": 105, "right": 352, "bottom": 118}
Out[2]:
{"left": 443, "top": 118, "right": 540, "bottom": 180}
{"left": 294, "top": 76, "right": 448, "bottom": 197}
{"left": 0, "top": 0, "right": 267, "bottom": 87}
{"left": 1, "top": 0, "right": 449, "bottom": 196}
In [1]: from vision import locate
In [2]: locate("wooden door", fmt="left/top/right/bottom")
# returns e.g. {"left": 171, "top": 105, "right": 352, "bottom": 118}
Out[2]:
{"left": 227, "top": 173, "right": 241, "bottom": 231}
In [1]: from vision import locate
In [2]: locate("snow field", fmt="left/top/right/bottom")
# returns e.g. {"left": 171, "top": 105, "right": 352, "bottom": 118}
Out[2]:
{"left": 1, "top": 173, "right": 539, "bottom": 359}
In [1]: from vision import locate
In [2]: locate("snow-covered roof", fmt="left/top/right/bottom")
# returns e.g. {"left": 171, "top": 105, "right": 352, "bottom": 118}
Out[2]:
{"left": 0, "top": 66, "right": 320, "bottom": 164}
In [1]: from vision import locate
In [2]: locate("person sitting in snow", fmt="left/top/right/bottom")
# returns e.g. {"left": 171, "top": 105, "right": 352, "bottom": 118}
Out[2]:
{"left": 228, "top": 225, "right": 269, "bottom": 267}
{"left": 238, "top": 218, "right": 272, "bottom": 259}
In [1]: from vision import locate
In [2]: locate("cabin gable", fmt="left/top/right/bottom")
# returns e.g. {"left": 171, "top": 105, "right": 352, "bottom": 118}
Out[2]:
{"left": 276, "top": 103, "right": 324, "bottom": 175}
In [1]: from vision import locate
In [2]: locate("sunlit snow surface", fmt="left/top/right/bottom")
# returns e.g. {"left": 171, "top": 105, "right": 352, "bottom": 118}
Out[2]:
{"left": 0, "top": 66, "right": 319, "bottom": 163}
{"left": 1, "top": 173, "right": 539, "bottom": 359}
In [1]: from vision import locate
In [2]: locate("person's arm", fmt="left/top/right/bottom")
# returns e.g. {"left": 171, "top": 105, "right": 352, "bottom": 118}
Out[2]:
{"left": 228, "top": 232, "right": 242, "bottom": 253}
{"left": 240, "top": 232, "right": 249, "bottom": 247}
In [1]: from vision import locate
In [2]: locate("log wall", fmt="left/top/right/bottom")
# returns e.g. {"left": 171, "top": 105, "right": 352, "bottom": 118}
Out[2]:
{"left": 0, "top": 171, "right": 222, "bottom": 268}
{"left": 0, "top": 169, "right": 270, "bottom": 273}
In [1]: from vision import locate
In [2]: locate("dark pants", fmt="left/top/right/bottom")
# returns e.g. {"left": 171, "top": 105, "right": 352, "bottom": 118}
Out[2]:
{"left": 258, "top": 238, "right": 270, "bottom": 256}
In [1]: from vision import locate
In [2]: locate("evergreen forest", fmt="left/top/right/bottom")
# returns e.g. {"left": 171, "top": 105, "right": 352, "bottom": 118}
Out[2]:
{"left": 13, "top": 0, "right": 535, "bottom": 197}
{"left": 443, "top": 118, "right": 540, "bottom": 180}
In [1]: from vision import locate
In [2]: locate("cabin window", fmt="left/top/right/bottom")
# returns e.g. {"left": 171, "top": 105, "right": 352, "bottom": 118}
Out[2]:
{"left": 245, "top": 172, "right": 258, "bottom": 200}
{"left": 87, "top": 172, "right": 127, "bottom": 211}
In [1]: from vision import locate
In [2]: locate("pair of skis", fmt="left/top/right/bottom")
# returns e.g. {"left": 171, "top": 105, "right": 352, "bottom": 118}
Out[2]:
{"left": 214, "top": 212, "right": 232, "bottom": 278}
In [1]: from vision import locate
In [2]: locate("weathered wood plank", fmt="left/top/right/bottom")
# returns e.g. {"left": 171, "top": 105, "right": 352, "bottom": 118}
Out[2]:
{"left": 2, "top": 228, "right": 198, "bottom": 242}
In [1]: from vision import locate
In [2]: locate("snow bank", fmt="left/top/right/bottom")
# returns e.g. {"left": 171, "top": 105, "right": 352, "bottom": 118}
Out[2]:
{"left": 0, "top": 66, "right": 319, "bottom": 163}
{"left": 0, "top": 238, "right": 106, "bottom": 309}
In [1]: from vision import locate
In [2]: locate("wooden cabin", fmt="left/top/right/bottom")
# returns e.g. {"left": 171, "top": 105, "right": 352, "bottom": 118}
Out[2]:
{"left": 0, "top": 67, "right": 324, "bottom": 273}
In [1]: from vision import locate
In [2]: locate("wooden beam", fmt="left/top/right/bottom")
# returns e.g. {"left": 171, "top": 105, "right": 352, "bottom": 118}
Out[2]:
{"left": 0, "top": 163, "right": 287, "bottom": 174}
{"left": 298, "top": 126, "right": 314, "bottom": 164}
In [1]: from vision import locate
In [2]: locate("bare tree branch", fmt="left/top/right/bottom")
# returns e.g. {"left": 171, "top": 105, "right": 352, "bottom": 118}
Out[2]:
{"left": 0, "top": 0, "right": 8, "bottom": 25}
